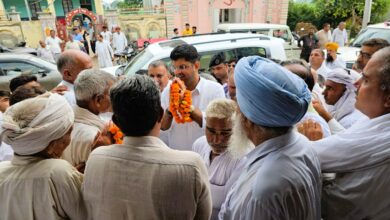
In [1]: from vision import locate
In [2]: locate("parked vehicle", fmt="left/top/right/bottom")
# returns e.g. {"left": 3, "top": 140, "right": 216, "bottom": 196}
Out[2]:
{"left": 0, "top": 53, "right": 61, "bottom": 91}
{"left": 102, "top": 33, "right": 286, "bottom": 76}
{"left": 216, "top": 23, "right": 296, "bottom": 47}
{"left": 339, "top": 22, "right": 390, "bottom": 69}
{"left": 0, "top": 44, "right": 37, "bottom": 56}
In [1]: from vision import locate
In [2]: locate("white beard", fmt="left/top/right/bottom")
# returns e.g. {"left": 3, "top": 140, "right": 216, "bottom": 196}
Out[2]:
{"left": 228, "top": 114, "right": 255, "bottom": 159}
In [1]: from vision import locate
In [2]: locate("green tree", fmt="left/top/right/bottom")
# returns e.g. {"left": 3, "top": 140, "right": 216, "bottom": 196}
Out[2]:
{"left": 118, "top": 0, "right": 143, "bottom": 8}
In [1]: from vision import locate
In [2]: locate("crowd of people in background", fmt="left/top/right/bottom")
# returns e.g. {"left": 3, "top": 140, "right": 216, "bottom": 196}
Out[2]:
{"left": 0, "top": 18, "right": 390, "bottom": 220}
{"left": 37, "top": 22, "right": 130, "bottom": 69}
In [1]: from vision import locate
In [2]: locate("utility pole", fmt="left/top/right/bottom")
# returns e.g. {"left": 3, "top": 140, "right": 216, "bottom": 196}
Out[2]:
{"left": 362, "top": 0, "right": 372, "bottom": 29}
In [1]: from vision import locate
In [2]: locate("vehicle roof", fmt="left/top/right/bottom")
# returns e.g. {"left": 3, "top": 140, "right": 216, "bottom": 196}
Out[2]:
{"left": 216, "top": 23, "right": 290, "bottom": 30}
{"left": 147, "top": 33, "right": 284, "bottom": 57}
{"left": 0, "top": 53, "right": 57, "bottom": 70}
{"left": 367, "top": 22, "right": 390, "bottom": 29}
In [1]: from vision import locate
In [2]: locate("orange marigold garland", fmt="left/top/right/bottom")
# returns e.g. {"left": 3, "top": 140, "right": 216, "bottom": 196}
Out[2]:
{"left": 109, "top": 123, "right": 124, "bottom": 144}
{"left": 169, "top": 80, "right": 193, "bottom": 123}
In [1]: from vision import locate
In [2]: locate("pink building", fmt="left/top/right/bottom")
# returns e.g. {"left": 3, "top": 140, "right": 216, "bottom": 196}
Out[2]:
{"left": 164, "top": 0, "right": 289, "bottom": 37}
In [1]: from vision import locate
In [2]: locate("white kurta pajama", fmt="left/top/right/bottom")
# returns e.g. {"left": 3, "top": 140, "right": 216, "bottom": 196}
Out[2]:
{"left": 112, "top": 31, "right": 128, "bottom": 53}
{"left": 95, "top": 40, "right": 114, "bottom": 68}
{"left": 313, "top": 113, "right": 390, "bottom": 219}
{"left": 161, "top": 77, "right": 225, "bottom": 150}
{"left": 62, "top": 106, "right": 106, "bottom": 166}
{"left": 0, "top": 156, "right": 87, "bottom": 220}
{"left": 326, "top": 88, "right": 366, "bottom": 129}
{"left": 192, "top": 136, "right": 244, "bottom": 220}
{"left": 219, "top": 131, "right": 322, "bottom": 220}
{"left": 83, "top": 136, "right": 212, "bottom": 220}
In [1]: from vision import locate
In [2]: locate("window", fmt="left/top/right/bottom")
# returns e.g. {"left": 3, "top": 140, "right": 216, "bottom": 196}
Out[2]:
{"left": 0, "top": 62, "right": 45, "bottom": 77}
{"left": 198, "top": 50, "right": 235, "bottom": 72}
{"left": 80, "top": 0, "right": 92, "bottom": 11}
{"left": 62, "top": 0, "right": 73, "bottom": 15}
{"left": 235, "top": 47, "right": 267, "bottom": 60}
{"left": 28, "top": 0, "right": 42, "bottom": 20}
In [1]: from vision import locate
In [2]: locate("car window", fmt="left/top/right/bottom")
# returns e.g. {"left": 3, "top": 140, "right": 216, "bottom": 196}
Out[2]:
{"left": 236, "top": 47, "right": 267, "bottom": 60}
{"left": 198, "top": 50, "right": 235, "bottom": 72}
{"left": 272, "top": 29, "right": 291, "bottom": 42}
{"left": 0, "top": 62, "right": 45, "bottom": 76}
{"left": 351, "top": 28, "right": 390, "bottom": 47}
{"left": 124, "top": 49, "right": 153, "bottom": 75}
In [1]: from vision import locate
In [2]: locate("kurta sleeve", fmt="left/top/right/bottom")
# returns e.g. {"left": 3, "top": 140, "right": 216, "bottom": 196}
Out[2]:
{"left": 193, "top": 156, "right": 212, "bottom": 220}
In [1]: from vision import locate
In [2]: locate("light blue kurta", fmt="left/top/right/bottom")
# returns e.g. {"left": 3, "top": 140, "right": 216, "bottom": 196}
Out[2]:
{"left": 219, "top": 131, "right": 321, "bottom": 220}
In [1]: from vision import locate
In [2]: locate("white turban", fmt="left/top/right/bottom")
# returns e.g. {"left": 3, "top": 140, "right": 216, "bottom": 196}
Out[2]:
{"left": 326, "top": 68, "right": 357, "bottom": 120}
{"left": 0, "top": 93, "right": 74, "bottom": 156}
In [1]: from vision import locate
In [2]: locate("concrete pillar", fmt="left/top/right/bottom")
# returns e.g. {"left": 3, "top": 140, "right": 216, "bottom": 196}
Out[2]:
{"left": 8, "top": 6, "right": 21, "bottom": 22}
{"left": 38, "top": 11, "right": 56, "bottom": 39}
{"left": 104, "top": 10, "right": 119, "bottom": 31}
{"left": 46, "top": 0, "right": 57, "bottom": 17}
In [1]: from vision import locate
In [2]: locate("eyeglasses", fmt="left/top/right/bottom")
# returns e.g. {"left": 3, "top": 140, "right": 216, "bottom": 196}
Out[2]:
{"left": 356, "top": 51, "right": 372, "bottom": 59}
{"left": 171, "top": 64, "right": 192, "bottom": 71}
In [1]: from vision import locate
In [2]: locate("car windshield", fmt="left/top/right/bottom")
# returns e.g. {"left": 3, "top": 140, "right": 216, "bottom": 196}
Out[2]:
{"left": 351, "top": 28, "right": 390, "bottom": 47}
{"left": 124, "top": 50, "right": 153, "bottom": 75}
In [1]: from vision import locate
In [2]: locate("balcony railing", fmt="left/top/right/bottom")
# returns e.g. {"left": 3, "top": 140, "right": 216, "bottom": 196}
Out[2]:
{"left": 119, "top": 7, "right": 165, "bottom": 15}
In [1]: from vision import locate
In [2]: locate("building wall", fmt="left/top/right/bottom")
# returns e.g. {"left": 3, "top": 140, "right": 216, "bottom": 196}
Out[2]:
{"left": 3, "top": 0, "right": 48, "bottom": 19}
{"left": 165, "top": 0, "right": 289, "bottom": 38}
{"left": 118, "top": 14, "right": 166, "bottom": 40}
{"left": 20, "top": 20, "right": 43, "bottom": 47}
{"left": 54, "top": 0, "right": 81, "bottom": 17}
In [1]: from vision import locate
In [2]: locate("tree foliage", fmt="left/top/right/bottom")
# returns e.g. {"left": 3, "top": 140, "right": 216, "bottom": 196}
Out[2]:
{"left": 288, "top": 0, "right": 390, "bottom": 37}
{"left": 117, "top": 0, "right": 143, "bottom": 8}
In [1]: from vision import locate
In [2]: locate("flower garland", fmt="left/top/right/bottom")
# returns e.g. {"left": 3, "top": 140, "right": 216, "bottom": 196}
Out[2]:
{"left": 169, "top": 81, "right": 192, "bottom": 123}
{"left": 109, "top": 123, "right": 124, "bottom": 144}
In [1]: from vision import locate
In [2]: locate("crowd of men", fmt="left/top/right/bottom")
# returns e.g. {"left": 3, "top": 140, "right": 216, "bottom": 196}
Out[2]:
{"left": 38, "top": 25, "right": 128, "bottom": 68}
{"left": 0, "top": 27, "right": 389, "bottom": 219}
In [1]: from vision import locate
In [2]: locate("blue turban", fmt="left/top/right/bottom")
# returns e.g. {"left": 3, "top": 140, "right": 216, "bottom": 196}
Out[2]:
{"left": 235, "top": 56, "right": 311, "bottom": 127}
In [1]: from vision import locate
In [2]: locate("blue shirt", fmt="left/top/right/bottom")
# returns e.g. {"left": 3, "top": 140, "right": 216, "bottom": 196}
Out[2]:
{"left": 219, "top": 131, "right": 321, "bottom": 220}
{"left": 73, "top": 34, "right": 83, "bottom": 42}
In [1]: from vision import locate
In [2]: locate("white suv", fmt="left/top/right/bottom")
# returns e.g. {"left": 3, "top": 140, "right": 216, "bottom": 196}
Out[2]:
{"left": 106, "top": 33, "right": 286, "bottom": 76}
{"left": 339, "top": 22, "right": 390, "bottom": 69}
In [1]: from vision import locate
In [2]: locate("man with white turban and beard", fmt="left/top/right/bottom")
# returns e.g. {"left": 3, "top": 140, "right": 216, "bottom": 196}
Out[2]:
{"left": 0, "top": 93, "right": 87, "bottom": 220}
{"left": 218, "top": 56, "right": 321, "bottom": 219}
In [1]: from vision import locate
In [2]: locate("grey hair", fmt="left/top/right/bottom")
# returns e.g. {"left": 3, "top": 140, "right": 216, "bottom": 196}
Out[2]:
{"left": 206, "top": 99, "right": 237, "bottom": 120}
{"left": 74, "top": 69, "right": 116, "bottom": 101}
{"left": 57, "top": 53, "right": 77, "bottom": 73}
{"left": 374, "top": 46, "right": 390, "bottom": 94}
{"left": 148, "top": 60, "right": 169, "bottom": 70}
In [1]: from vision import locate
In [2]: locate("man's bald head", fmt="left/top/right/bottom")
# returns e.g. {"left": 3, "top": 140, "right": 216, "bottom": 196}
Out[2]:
{"left": 57, "top": 50, "right": 93, "bottom": 84}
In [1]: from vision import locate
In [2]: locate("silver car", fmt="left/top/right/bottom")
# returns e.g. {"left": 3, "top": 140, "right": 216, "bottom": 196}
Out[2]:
{"left": 0, "top": 53, "right": 61, "bottom": 91}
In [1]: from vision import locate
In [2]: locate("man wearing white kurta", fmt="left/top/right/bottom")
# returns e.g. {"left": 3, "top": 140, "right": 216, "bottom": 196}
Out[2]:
{"left": 112, "top": 26, "right": 128, "bottom": 53}
{"left": 0, "top": 93, "right": 86, "bottom": 220}
{"left": 37, "top": 40, "right": 55, "bottom": 63}
{"left": 45, "top": 30, "right": 62, "bottom": 61}
{"left": 100, "top": 25, "right": 112, "bottom": 43}
{"left": 192, "top": 99, "right": 248, "bottom": 220}
{"left": 219, "top": 56, "right": 321, "bottom": 219}
{"left": 315, "top": 68, "right": 366, "bottom": 129}
{"left": 332, "top": 22, "right": 348, "bottom": 47}
{"left": 313, "top": 46, "right": 390, "bottom": 219}
{"left": 62, "top": 70, "right": 115, "bottom": 168}
{"left": 161, "top": 44, "right": 225, "bottom": 150}
{"left": 95, "top": 34, "right": 114, "bottom": 68}
{"left": 57, "top": 49, "right": 93, "bottom": 106}
{"left": 83, "top": 75, "right": 212, "bottom": 220}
